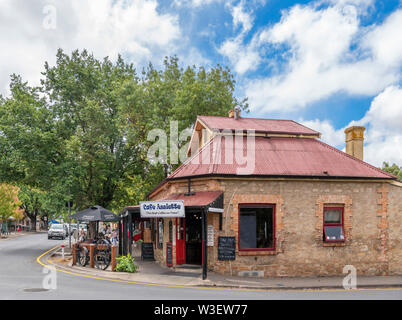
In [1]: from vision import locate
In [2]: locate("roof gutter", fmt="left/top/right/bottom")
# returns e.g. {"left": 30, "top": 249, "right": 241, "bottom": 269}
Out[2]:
{"left": 165, "top": 173, "right": 396, "bottom": 182}
{"left": 147, "top": 173, "right": 396, "bottom": 199}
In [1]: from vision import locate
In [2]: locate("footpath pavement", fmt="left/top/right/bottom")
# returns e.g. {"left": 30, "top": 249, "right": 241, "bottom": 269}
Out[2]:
{"left": 45, "top": 245, "right": 402, "bottom": 291}
{"left": 0, "top": 231, "right": 30, "bottom": 241}
{"left": 1, "top": 230, "right": 48, "bottom": 241}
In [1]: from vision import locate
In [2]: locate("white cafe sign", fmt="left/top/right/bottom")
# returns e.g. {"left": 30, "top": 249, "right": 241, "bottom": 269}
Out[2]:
{"left": 140, "top": 200, "right": 185, "bottom": 218}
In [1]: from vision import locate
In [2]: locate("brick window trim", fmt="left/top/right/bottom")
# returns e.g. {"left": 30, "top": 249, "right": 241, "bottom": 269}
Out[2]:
{"left": 232, "top": 194, "right": 284, "bottom": 256}
{"left": 316, "top": 195, "right": 352, "bottom": 247}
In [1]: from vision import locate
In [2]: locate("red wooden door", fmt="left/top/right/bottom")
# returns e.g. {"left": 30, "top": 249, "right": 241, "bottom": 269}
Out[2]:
{"left": 176, "top": 218, "right": 186, "bottom": 265}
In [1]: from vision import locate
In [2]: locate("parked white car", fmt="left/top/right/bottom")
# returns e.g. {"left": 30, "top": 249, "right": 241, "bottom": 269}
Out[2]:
{"left": 48, "top": 224, "right": 67, "bottom": 240}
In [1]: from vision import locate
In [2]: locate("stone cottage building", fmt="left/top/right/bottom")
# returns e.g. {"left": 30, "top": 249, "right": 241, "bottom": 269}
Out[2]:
{"left": 124, "top": 110, "right": 402, "bottom": 278}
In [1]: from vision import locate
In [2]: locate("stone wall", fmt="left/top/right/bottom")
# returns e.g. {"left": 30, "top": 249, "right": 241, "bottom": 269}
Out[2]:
{"left": 149, "top": 178, "right": 402, "bottom": 277}
{"left": 388, "top": 183, "right": 402, "bottom": 274}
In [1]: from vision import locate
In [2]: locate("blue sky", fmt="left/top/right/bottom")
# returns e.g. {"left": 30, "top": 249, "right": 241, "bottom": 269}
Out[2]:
{"left": 0, "top": 0, "right": 401, "bottom": 166}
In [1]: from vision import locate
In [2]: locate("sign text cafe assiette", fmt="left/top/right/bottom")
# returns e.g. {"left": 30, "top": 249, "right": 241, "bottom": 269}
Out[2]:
{"left": 140, "top": 200, "right": 185, "bottom": 218}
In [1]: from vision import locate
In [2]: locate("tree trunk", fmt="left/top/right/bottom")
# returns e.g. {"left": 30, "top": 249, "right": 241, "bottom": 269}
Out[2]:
{"left": 88, "top": 221, "right": 96, "bottom": 239}
{"left": 41, "top": 215, "right": 48, "bottom": 230}
{"left": 29, "top": 215, "right": 37, "bottom": 232}
{"left": 24, "top": 208, "right": 37, "bottom": 232}
{"left": 100, "top": 176, "right": 116, "bottom": 209}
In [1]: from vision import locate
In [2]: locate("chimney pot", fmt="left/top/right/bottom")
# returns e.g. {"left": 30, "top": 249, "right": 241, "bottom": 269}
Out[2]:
{"left": 234, "top": 107, "right": 241, "bottom": 120}
{"left": 228, "top": 109, "right": 235, "bottom": 118}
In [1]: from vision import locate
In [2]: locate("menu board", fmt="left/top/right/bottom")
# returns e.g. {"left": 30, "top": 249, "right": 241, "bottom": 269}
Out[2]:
{"left": 166, "top": 242, "right": 173, "bottom": 267}
{"left": 218, "top": 236, "right": 236, "bottom": 261}
{"left": 207, "top": 225, "right": 214, "bottom": 246}
{"left": 141, "top": 242, "right": 154, "bottom": 261}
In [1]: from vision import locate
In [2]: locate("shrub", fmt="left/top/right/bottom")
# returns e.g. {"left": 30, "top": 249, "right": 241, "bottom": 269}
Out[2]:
{"left": 115, "top": 254, "right": 138, "bottom": 273}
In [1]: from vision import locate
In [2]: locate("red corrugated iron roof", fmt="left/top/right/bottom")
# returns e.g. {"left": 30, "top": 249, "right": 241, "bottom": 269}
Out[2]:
{"left": 168, "top": 136, "right": 395, "bottom": 180}
{"left": 198, "top": 115, "right": 320, "bottom": 136}
{"left": 163, "top": 191, "right": 223, "bottom": 207}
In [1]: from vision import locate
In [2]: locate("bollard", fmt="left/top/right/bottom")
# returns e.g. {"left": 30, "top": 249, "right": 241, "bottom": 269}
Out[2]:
{"left": 72, "top": 243, "right": 77, "bottom": 265}
{"left": 89, "top": 244, "right": 95, "bottom": 268}
{"left": 111, "top": 245, "right": 117, "bottom": 271}
{"left": 61, "top": 245, "right": 65, "bottom": 261}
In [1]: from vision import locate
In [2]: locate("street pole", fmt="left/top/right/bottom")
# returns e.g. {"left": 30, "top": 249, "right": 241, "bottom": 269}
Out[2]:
{"left": 202, "top": 208, "right": 207, "bottom": 280}
{"left": 68, "top": 200, "right": 71, "bottom": 249}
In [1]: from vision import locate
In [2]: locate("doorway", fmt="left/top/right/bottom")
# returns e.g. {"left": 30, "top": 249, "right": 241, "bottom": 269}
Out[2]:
{"left": 185, "top": 212, "right": 202, "bottom": 265}
{"left": 176, "top": 218, "right": 185, "bottom": 265}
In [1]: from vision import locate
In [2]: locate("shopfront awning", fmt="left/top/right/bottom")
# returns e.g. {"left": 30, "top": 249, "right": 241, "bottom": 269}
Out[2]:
{"left": 119, "top": 205, "right": 140, "bottom": 217}
{"left": 119, "top": 191, "right": 224, "bottom": 218}
{"left": 163, "top": 191, "right": 223, "bottom": 211}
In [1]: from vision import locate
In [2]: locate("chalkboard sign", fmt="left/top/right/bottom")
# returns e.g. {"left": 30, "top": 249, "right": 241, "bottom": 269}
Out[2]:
{"left": 218, "top": 236, "right": 236, "bottom": 261}
{"left": 166, "top": 242, "right": 173, "bottom": 267}
{"left": 141, "top": 242, "right": 154, "bottom": 261}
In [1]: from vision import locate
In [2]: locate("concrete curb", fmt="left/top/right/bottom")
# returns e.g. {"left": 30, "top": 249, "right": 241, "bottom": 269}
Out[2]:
{"left": 194, "top": 282, "right": 402, "bottom": 291}
{"left": 43, "top": 248, "right": 402, "bottom": 291}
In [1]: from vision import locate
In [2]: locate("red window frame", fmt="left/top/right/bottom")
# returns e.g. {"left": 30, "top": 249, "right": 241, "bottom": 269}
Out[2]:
{"left": 238, "top": 203, "right": 276, "bottom": 252}
{"left": 323, "top": 206, "right": 345, "bottom": 243}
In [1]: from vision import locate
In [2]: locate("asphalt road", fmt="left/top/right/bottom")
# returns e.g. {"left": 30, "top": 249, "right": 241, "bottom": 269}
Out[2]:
{"left": 0, "top": 233, "right": 401, "bottom": 300}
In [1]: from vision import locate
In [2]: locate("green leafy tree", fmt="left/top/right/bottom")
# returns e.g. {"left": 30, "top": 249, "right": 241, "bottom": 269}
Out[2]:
{"left": 382, "top": 162, "right": 402, "bottom": 181}
{"left": 0, "top": 75, "right": 60, "bottom": 187}
{"left": 18, "top": 186, "right": 43, "bottom": 231}
{"left": 0, "top": 76, "right": 66, "bottom": 229}
{"left": 40, "top": 49, "right": 139, "bottom": 209}
{"left": 0, "top": 184, "right": 23, "bottom": 222}
{"left": 0, "top": 49, "right": 246, "bottom": 214}
{"left": 119, "top": 56, "right": 248, "bottom": 189}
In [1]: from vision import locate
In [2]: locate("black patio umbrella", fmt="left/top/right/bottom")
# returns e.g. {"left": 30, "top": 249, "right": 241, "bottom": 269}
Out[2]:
{"left": 72, "top": 205, "right": 120, "bottom": 222}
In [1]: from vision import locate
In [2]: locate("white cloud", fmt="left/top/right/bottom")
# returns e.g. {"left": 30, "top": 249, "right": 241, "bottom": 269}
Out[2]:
{"left": 238, "top": 2, "right": 402, "bottom": 114}
{"left": 361, "top": 86, "right": 402, "bottom": 132}
{"left": 300, "top": 86, "right": 402, "bottom": 167}
{"left": 326, "top": 0, "right": 374, "bottom": 8}
{"left": 231, "top": 1, "right": 253, "bottom": 33}
{"left": 219, "top": 36, "right": 261, "bottom": 74}
{"left": 358, "top": 86, "right": 402, "bottom": 166}
{"left": 299, "top": 118, "right": 345, "bottom": 147}
{"left": 0, "top": 0, "right": 181, "bottom": 94}
{"left": 173, "top": 0, "right": 223, "bottom": 8}
{"left": 362, "top": 9, "right": 402, "bottom": 68}
{"left": 218, "top": 1, "right": 260, "bottom": 74}
{"left": 180, "top": 47, "right": 212, "bottom": 67}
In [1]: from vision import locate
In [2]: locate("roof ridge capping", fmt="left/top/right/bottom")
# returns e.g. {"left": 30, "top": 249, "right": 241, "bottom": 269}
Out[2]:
{"left": 197, "top": 115, "right": 321, "bottom": 136}
{"left": 290, "top": 119, "right": 322, "bottom": 137}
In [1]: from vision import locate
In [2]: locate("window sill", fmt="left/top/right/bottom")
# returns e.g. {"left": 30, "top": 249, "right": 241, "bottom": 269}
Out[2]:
{"left": 323, "top": 242, "right": 346, "bottom": 247}
{"left": 238, "top": 250, "right": 277, "bottom": 256}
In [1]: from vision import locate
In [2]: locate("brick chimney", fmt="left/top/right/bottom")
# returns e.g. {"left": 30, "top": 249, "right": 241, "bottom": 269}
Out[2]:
{"left": 344, "top": 126, "right": 365, "bottom": 161}
{"left": 234, "top": 107, "right": 241, "bottom": 120}
{"left": 228, "top": 108, "right": 241, "bottom": 119}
